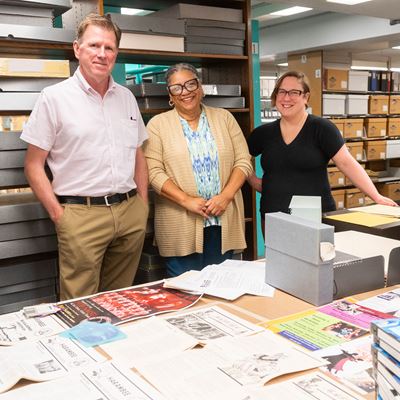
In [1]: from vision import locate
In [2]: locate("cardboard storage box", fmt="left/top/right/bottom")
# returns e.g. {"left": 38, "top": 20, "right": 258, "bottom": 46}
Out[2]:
{"left": 323, "top": 94, "right": 346, "bottom": 115}
{"left": 386, "top": 139, "right": 400, "bottom": 159}
{"left": 345, "top": 94, "right": 368, "bottom": 115}
{"left": 368, "top": 95, "right": 389, "bottom": 114}
{"left": 343, "top": 118, "right": 364, "bottom": 138}
{"left": 365, "top": 117, "right": 387, "bottom": 138}
{"left": 0, "top": 58, "right": 70, "bottom": 78}
{"left": 364, "top": 140, "right": 386, "bottom": 160}
{"left": 388, "top": 118, "right": 400, "bottom": 137}
{"left": 0, "top": 116, "right": 29, "bottom": 131}
{"left": 331, "top": 189, "right": 345, "bottom": 209}
{"left": 328, "top": 167, "right": 345, "bottom": 187}
{"left": 345, "top": 188, "right": 365, "bottom": 208}
{"left": 390, "top": 95, "right": 400, "bottom": 114}
{"left": 329, "top": 118, "right": 345, "bottom": 135}
{"left": 346, "top": 141, "right": 364, "bottom": 161}
{"left": 324, "top": 69, "right": 348, "bottom": 91}
{"left": 348, "top": 70, "right": 369, "bottom": 91}
{"left": 376, "top": 181, "right": 400, "bottom": 201}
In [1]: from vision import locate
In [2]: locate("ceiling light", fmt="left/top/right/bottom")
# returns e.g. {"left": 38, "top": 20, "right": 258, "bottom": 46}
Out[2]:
{"left": 392, "top": 46, "right": 400, "bottom": 50}
{"left": 326, "top": 0, "right": 371, "bottom": 5}
{"left": 270, "top": 6, "right": 312, "bottom": 17}
{"left": 121, "top": 7, "right": 148, "bottom": 15}
{"left": 391, "top": 68, "right": 400, "bottom": 72}
{"left": 277, "top": 62, "right": 288, "bottom": 67}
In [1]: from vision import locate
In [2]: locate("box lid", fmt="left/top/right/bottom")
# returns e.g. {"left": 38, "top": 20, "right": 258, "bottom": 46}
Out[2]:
{"left": 348, "top": 71, "right": 369, "bottom": 77}
{"left": 323, "top": 94, "right": 346, "bottom": 99}
{"left": 332, "top": 189, "right": 345, "bottom": 195}
{"left": 365, "top": 117, "right": 387, "bottom": 122}
{"left": 369, "top": 95, "right": 390, "bottom": 99}
{"left": 345, "top": 94, "right": 368, "bottom": 99}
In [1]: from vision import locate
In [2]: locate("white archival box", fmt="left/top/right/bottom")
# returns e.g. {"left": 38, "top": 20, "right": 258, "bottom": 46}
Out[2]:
{"left": 289, "top": 195, "right": 321, "bottom": 223}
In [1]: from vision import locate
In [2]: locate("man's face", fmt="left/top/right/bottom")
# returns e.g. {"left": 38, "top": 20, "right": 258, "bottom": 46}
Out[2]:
{"left": 73, "top": 24, "right": 118, "bottom": 87}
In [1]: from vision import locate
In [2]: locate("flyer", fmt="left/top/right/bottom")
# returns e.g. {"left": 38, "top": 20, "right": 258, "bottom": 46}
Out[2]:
{"left": 262, "top": 309, "right": 369, "bottom": 351}
{"left": 318, "top": 298, "right": 392, "bottom": 329}
{"left": 55, "top": 282, "right": 202, "bottom": 327}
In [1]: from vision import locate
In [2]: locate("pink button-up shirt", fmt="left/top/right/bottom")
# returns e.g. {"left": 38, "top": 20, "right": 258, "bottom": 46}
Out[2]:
{"left": 21, "top": 68, "right": 147, "bottom": 196}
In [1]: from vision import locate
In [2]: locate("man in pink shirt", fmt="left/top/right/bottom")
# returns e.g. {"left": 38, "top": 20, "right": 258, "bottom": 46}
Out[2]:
{"left": 21, "top": 14, "right": 149, "bottom": 300}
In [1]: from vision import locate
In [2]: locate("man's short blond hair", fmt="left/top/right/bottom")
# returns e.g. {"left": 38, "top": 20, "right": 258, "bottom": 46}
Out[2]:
{"left": 76, "top": 13, "right": 121, "bottom": 48}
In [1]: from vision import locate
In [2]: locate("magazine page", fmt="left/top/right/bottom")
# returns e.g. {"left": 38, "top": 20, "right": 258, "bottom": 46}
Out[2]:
{"left": 99, "top": 316, "right": 199, "bottom": 368}
{"left": 356, "top": 288, "right": 400, "bottom": 315}
{"left": 0, "top": 311, "right": 67, "bottom": 346}
{"left": 136, "top": 344, "right": 251, "bottom": 400}
{"left": 247, "top": 371, "right": 365, "bottom": 400}
{"left": 314, "top": 336, "right": 375, "bottom": 395}
{"left": 162, "top": 305, "right": 265, "bottom": 343}
{"left": 262, "top": 309, "right": 369, "bottom": 351}
{"left": 203, "top": 330, "right": 327, "bottom": 386}
{"left": 137, "top": 330, "right": 327, "bottom": 400}
{"left": 0, "top": 335, "right": 106, "bottom": 393}
{"left": 318, "top": 298, "right": 392, "bottom": 329}
{"left": 55, "top": 282, "right": 202, "bottom": 327}
{"left": 0, "top": 362, "right": 167, "bottom": 400}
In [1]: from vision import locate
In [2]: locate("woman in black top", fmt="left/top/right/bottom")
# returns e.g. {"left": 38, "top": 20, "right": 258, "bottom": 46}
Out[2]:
{"left": 247, "top": 71, "right": 396, "bottom": 225}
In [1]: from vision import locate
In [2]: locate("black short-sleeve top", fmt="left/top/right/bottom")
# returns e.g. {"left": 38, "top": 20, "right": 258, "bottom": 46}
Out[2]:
{"left": 247, "top": 114, "right": 345, "bottom": 215}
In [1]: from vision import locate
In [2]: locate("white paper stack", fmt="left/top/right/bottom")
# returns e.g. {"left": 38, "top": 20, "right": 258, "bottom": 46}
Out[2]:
{"left": 164, "top": 260, "right": 275, "bottom": 301}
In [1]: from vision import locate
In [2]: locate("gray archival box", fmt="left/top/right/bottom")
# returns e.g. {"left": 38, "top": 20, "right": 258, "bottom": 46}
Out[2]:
{"left": 265, "top": 212, "right": 385, "bottom": 306}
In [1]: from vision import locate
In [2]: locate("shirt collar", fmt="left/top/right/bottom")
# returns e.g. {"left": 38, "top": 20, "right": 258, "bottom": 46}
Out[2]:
{"left": 74, "top": 67, "right": 117, "bottom": 95}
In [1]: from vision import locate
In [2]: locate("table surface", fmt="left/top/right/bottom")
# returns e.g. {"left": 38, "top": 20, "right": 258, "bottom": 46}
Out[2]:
{"left": 13, "top": 284, "right": 398, "bottom": 399}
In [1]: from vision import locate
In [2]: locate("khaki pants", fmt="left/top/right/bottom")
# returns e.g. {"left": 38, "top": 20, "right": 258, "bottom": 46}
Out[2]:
{"left": 56, "top": 195, "right": 148, "bottom": 300}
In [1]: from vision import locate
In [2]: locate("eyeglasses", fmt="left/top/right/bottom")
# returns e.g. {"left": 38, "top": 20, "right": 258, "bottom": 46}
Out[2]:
{"left": 167, "top": 78, "right": 199, "bottom": 96}
{"left": 276, "top": 88, "right": 304, "bottom": 98}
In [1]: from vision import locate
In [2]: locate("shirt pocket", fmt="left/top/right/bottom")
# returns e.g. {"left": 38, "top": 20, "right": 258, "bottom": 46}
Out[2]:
{"left": 118, "top": 118, "right": 138, "bottom": 149}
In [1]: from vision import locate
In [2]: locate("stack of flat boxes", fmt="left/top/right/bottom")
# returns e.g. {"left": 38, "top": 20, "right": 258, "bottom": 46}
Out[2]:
{"left": 0, "top": 0, "right": 74, "bottom": 43}
{"left": 107, "top": 13, "right": 185, "bottom": 53}
{"left": 126, "top": 82, "right": 244, "bottom": 111}
{"left": 151, "top": 3, "right": 245, "bottom": 56}
{"left": 0, "top": 58, "right": 70, "bottom": 314}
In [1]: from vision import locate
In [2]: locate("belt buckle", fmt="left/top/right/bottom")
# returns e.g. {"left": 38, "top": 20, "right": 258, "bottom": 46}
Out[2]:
{"left": 104, "top": 194, "right": 112, "bottom": 206}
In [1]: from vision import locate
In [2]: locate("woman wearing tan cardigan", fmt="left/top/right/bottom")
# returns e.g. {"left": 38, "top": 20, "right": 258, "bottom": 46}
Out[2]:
{"left": 144, "top": 63, "right": 253, "bottom": 277}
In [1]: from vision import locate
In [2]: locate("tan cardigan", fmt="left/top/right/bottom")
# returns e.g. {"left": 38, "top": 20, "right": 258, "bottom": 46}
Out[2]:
{"left": 144, "top": 105, "right": 253, "bottom": 257}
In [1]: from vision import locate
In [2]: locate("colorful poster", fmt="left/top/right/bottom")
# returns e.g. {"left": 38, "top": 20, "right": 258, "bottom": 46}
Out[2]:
{"left": 55, "top": 282, "right": 202, "bottom": 327}
{"left": 262, "top": 309, "right": 368, "bottom": 351}
{"left": 318, "top": 298, "right": 392, "bottom": 329}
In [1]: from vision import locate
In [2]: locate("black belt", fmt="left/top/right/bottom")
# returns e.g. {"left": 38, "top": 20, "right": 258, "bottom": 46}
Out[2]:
{"left": 57, "top": 188, "right": 137, "bottom": 206}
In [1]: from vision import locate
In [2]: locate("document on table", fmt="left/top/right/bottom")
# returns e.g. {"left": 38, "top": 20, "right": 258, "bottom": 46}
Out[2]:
{"left": 314, "top": 336, "right": 374, "bottom": 395}
{"left": 0, "top": 310, "right": 67, "bottom": 345}
{"left": 349, "top": 204, "right": 400, "bottom": 218}
{"left": 0, "top": 335, "right": 106, "bottom": 393}
{"left": 162, "top": 305, "right": 264, "bottom": 342}
{"left": 137, "top": 330, "right": 327, "bottom": 400}
{"left": 325, "top": 211, "right": 398, "bottom": 227}
{"left": 357, "top": 287, "right": 400, "bottom": 315}
{"left": 164, "top": 260, "right": 275, "bottom": 300}
{"left": 100, "top": 316, "right": 199, "bottom": 369}
{"left": 247, "top": 371, "right": 364, "bottom": 400}
{"left": 0, "top": 362, "right": 167, "bottom": 400}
